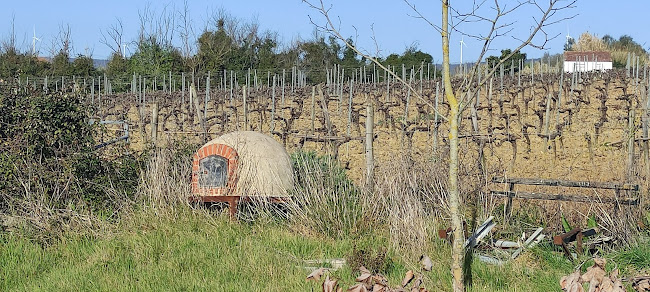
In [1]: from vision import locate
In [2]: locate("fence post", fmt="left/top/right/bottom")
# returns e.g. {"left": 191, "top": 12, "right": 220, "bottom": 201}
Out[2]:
{"left": 365, "top": 96, "right": 375, "bottom": 190}
{"left": 311, "top": 86, "right": 316, "bottom": 134}
{"left": 271, "top": 75, "right": 276, "bottom": 133}
{"left": 151, "top": 102, "right": 159, "bottom": 145}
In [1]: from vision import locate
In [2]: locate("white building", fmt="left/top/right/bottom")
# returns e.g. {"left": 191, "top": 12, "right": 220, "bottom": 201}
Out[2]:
{"left": 563, "top": 51, "right": 612, "bottom": 73}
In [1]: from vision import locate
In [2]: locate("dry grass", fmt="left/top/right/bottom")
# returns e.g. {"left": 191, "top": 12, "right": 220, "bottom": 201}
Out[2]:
{"left": 373, "top": 156, "right": 448, "bottom": 253}
{"left": 135, "top": 147, "right": 193, "bottom": 217}
{"left": 285, "top": 151, "right": 378, "bottom": 239}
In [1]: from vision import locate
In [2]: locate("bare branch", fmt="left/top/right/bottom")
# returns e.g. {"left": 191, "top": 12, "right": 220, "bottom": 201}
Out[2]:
{"left": 459, "top": 0, "right": 577, "bottom": 113}
{"left": 100, "top": 18, "right": 124, "bottom": 56}
{"left": 403, "top": 0, "right": 442, "bottom": 33}
{"left": 303, "top": 0, "right": 448, "bottom": 121}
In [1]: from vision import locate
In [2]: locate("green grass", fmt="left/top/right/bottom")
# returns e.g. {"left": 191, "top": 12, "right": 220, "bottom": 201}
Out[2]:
{"left": 1, "top": 208, "right": 644, "bottom": 291}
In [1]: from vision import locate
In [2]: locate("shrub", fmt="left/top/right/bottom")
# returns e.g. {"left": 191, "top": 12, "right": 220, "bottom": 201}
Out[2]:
{"left": 0, "top": 89, "right": 140, "bottom": 218}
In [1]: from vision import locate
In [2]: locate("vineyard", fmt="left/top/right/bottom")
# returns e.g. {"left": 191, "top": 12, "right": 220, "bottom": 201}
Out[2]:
{"left": 6, "top": 65, "right": 649, "bottom": 220}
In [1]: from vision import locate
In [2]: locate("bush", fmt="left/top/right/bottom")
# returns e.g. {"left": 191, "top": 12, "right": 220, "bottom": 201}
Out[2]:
{"left": 0, "top": 89, "right": 140, "bottom": 216}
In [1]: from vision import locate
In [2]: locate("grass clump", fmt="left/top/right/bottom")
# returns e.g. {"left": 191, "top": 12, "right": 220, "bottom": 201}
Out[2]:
{"left": 287, "top": 151, "right": 378, "bottom": 239}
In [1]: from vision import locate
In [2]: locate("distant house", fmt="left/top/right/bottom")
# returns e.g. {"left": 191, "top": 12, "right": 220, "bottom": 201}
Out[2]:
{"left": 563, "top": 51, "right": 612, "bottom": 73}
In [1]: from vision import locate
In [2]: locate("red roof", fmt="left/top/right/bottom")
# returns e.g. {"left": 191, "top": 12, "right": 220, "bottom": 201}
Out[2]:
{"left": 564, "top": 51, "right": 612, "bottom": 62}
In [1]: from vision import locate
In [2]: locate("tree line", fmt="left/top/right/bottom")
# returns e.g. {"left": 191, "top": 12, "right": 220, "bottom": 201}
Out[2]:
{"left": 0, "top": 6, "right": 432, "bottom": 85}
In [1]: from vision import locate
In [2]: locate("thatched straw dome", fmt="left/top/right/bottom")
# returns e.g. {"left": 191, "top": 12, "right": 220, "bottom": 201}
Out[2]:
{"left": 194, "top": 131, "right": 293, "bottom": 197}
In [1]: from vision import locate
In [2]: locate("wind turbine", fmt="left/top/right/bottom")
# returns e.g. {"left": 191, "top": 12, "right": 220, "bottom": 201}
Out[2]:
{"left": 32, "top": 25, "right": 41, "bottom": 56}
{"left": 460, "top": 37, "right": 467, "bottom": 65}
{"left": 460, "top": 37, "right": 468, "bottom": 75}
{"left": 121, "top": 42, "right": 130, "bottom": 57}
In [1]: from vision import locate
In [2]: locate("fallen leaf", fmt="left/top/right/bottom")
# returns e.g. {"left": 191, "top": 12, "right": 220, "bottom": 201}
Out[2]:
{"left": 599, "top": 276, "right": 614, "bottom": 292}
{"left": 359, "top": 266, "right": 371, "bottom": 275}
{"left": 372, "top": 274, "right": 388, "bottom": 286}
{"left": 420, "top": 255, "right": 433, "bottom": 271}
{"left": 372, "top": 283, "right": 386, "bottom": 292}
{"left": 560, "top": 271, "right": 582, "bottom": 292}
{"left": 609, "top": 268, "right": 619, "bottom": 280}
{"left": 581, "top": 265, "right": 606, "bottom": 286}
{"left": 402, "top": 270, "right": 415, "bottom": 287}
{"left": 355, "top": 272, "right": 372, "bottom": 283}
{"left": 347, "top": 283, "right": 368, "bottom": 292}
{"left": 633, "top": 278, "right": 650, "bottom": 291}
{"left": 593, "top": 258, "right": 606, "bottom": 268}
{"left": 323, "top": 275, "right": 338, "bottom": 292}
{"left": 307, "top": 267, "right": 327, "bottom": 281}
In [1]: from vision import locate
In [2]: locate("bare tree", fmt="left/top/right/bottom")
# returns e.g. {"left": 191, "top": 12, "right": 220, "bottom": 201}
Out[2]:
{"left": 177, "top": 0, "right": 196, "bottom": 58}
{"left": 49, "top": 23, "right": 73, "bottom": 57}
{"left": 100, "top": 18, "right": 125, "bottom": 56}
{"left": 304, "top": 0, "right": 575, "bottom": 291}
{"left": 1, "top": 14, "right": 19, "bottom": 54}
{"left": 137, "top": 3, "right": 176, "bottom": 48}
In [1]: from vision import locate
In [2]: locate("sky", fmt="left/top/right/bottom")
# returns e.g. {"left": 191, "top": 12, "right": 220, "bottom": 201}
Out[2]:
{"left": 1, "top": 0, "right": 648, "bottom": 63}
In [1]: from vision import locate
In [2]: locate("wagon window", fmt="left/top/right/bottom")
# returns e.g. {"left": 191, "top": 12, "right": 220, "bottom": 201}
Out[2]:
{"left": 198, "top": 155, "right": 228, "bottom": 188}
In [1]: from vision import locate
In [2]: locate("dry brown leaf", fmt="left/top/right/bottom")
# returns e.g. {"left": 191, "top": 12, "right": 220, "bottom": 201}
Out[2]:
{"left": 372, "top": 283, "right": 387, "bottom": 292}
{"left": 609, "top": 268, "right": 619, "bottom": 280}
{"left": 593, "top": 258, "right": 607, "bottom": 268}
{"left": 599, "top": 276, "right": 614, "bottom": 292}
{"left": 337, "top": 287, "right": 344, "bottom": 292}
{"left": 307, "top": 267, "right": 327, "bottom": 281}
{"left": 634, "top": 278, "right": 650, "bottom": 291}
{"left": 402, "top": 270, "right": 415, "bottom": 287}
{"left": 373, "top": 274, "right": 388, "bottom": 286}
{"left": 348, "top": 283, "right": 368, "bottom": 292}
{"left": 561, "top": 271, "right": 583, "bottom": 292}
{"left": 420, "top": 255, "right": 433, "bottom": 271}
{"left": 611, "top": 279, "right": 625, "bottom": 292}
{"left": 581, "top": 265, "right": 607, "bottom": 287}
{"left": 411, "top": 275, "right": 423, "bottom": 289}
{"left": 355, "top": 272, "right": 372, "bottom": 283}
{"left": 323, "top": 275, "right": 338, "bottom": 292}
{"left": 359, "top": 266, "right": 371, "bottom": 275}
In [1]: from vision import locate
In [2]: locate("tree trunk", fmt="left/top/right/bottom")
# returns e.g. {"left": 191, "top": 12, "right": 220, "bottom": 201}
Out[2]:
{"left": 442, "top": 1, "right": 465, "bottom": 291}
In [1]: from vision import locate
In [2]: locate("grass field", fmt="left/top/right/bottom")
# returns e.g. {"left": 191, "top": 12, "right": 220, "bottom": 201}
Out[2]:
{"left": 4, "top": 205, "right": 647, "bottom": 291}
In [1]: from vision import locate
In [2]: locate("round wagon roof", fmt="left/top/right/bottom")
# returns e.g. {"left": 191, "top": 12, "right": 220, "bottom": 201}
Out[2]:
{"left": 202, "top": 131, "right": 294, "bottom": 197}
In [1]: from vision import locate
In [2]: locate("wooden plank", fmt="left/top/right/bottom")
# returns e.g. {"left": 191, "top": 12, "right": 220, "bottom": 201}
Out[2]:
{"left": 492, "top": 177, "right": 639, "bottom": 191}
{"left": 491, "top": 191, "right": 639, "bottom": 205}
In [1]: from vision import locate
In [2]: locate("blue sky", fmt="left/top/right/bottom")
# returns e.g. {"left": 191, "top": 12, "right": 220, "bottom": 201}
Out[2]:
{"left": 1, "top": 1, "right": 647, "bottom": 63}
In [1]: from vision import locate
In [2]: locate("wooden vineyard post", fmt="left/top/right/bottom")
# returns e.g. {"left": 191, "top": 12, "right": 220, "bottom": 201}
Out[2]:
{"left": 365, "top": 96, "right": 375, "bottom": 190}
{"left": 204, "top": 71, "right": 210, "bottom": 139}
{"left": 505, "top": 182, "right": 515, "bottom": 220}
{"left": 645, "top": 78, "right": 650, "bottom": 175}
{"left": 347, "top": 79, "right": 353, "bottom": 158}
{"left": 311, "top": 86, "right": 316, "bottom": 134}
{"left": 151, "top": 102, "right": 159, "bottom": 145}
{"left": 271, "top": 75, "right": 276, "bottom": 133}
{"left": 281, "top": 69, "right": 286, "bottom": 105}
{"left": 182, "top": 72, "right": 185, "bottom": 129}
{"left": 91, "top": 78, "right": 95, "bottom": 106}
{"left": 243, "top": 85, "right": 248, "bottom": 131}
{"left": 433, "top": 82, "right": 440, "bottom": 153}
{"left": 191, "top": 83, "right": 205, "bottom": 141}
{"left": 627, "top": 106, "right": 636, "bottom": 181}
{"left": 544, "top": 90, "right": 552, "bottom": 153}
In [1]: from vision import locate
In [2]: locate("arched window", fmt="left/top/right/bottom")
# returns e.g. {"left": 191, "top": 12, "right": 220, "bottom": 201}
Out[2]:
{"left": 198, "top": 155, "right": 228, "bottom": 188}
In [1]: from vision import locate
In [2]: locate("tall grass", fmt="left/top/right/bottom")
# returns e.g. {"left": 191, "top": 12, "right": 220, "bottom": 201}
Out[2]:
{"left": 286, "top": 151, "right": 378, "bottom": 239}
{"left": 373, "top": 156, "right": 448, "bottom": 253}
